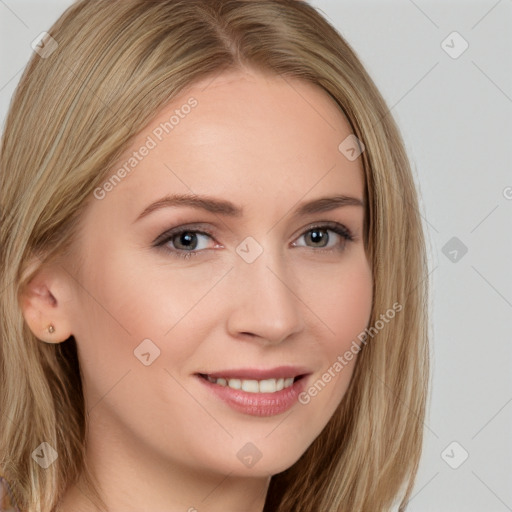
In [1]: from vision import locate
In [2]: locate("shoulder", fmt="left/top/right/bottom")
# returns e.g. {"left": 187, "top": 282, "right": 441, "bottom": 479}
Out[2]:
{"left": 0, "top": 475, "right": 20, "bottom": 512}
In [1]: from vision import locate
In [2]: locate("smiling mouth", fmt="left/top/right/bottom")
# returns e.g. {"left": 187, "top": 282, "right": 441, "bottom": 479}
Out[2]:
{"left": 197, "top": 373, "right": 306, "bottom": 394}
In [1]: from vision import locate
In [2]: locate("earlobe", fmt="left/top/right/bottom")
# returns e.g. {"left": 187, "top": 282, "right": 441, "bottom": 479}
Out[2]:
{"left": 20, "top": 264, "right": 73, "bottom": 344}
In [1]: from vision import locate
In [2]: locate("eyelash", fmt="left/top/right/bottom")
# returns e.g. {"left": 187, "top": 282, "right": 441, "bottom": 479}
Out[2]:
{"left": 153, "top": 221, "right": 355, "bottom": 260}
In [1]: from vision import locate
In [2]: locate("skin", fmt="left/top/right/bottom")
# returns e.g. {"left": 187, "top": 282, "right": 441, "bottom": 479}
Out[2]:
{"left": 22, "top": 68, "right": 373, "bottom": 512}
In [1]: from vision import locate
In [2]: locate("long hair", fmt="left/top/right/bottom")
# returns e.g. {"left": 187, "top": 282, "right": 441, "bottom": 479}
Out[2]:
{"left": 0, "top": 1, "right": 430, "bottom": 510}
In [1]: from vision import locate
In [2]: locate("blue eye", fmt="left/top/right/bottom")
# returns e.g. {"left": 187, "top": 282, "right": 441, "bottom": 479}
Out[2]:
{"left": 154, "top": 222, "right": 354, "bottom": 260}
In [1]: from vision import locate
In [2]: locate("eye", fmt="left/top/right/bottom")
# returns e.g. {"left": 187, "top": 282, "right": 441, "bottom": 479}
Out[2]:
{"left": 292, "top": 221, "right": 354, "bottom": 253}
{"left": 154, "top": 226, "right": 217, "bottom": 260}
{"left": 153, "top": 221, "right": 355, "bottom": 260}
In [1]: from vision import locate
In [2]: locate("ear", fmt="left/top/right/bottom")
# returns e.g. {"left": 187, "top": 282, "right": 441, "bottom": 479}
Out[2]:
{"left": 19, "top": 258, "right": 74, "bottom": 344}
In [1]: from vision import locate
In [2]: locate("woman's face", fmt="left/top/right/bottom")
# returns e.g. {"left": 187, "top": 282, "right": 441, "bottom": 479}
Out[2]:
{"left": 60, "top": 69, "right": 372, "bottom": 479}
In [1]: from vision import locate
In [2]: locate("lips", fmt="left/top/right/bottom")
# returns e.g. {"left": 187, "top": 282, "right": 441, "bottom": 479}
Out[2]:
{"left": 196, "top": 366, "right": 310, "bottom": 393}
{"left": 197, "top": 365, "right": 311, "bottom": 381}
{"left": 195, "top": 366, "right": 311, "bottom": 416}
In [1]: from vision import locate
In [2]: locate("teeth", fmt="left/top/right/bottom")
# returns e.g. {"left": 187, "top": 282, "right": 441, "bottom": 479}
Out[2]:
{"left": 259, "top": 379, "right": 277, "bottom": 393}
{"left": 241, "top": 380, "right": 259, "bottom": 393}
{"left": 227, "top": 378, "right": 241, "bottom": 390}
{"left": 205, "top": 375, "right": 296, "bottom": 393}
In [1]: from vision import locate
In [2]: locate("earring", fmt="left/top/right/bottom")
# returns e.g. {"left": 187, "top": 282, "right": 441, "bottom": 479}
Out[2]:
{"left": 47, "top": 324, "right": 55, "bottom": 334}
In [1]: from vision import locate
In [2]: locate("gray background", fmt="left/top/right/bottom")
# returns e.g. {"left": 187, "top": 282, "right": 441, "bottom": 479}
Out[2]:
{"left": 1, "top": 1, "right": 511, "bottom": 510}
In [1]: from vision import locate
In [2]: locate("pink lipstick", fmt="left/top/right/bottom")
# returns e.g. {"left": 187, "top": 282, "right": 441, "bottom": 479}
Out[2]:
{"left": 195, "top": 366, "right": 310, "bottom": 417}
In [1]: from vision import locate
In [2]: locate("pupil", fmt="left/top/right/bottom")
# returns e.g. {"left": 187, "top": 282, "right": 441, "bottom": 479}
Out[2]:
{"left": 178, "top": 232, "right": 196, "bottom": 249}
{"left": 309, "top": 229, "right": 327, "bottom": 247}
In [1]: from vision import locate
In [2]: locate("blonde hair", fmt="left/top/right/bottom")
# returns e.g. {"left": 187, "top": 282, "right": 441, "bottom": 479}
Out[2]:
{"left": 0, "top": 1, "right": 430, "bottom": 510}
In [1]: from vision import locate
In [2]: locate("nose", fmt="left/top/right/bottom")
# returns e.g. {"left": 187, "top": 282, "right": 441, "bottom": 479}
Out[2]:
{"left": 225, "top": 246, "right": 305, "bottom": 345}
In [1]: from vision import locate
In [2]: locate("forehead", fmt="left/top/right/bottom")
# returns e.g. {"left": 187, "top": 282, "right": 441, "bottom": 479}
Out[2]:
{"left": 94, "top": 69, "right": 364, "bottom": 219}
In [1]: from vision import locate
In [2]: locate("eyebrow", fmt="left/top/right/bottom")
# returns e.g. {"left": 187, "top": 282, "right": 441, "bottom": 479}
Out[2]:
{"left": 134, "top": 193, "right": 364, "bottom": 223}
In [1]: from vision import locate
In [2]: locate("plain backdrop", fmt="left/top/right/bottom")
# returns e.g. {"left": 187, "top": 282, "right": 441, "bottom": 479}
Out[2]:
{"left": 1, "top": 1, "right": 511, "bottom": 510}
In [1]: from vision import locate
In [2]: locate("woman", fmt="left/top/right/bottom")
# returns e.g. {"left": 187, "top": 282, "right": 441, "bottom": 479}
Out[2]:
{"left": 0, "top": 1, "right": 430, "bottom": 510}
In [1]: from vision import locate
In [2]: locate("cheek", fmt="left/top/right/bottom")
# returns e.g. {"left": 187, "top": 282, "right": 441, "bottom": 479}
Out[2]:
{"left": 301, "top": 253, "right": 372, "bottom": 402}
{"left": 329, "top": 264, "right": 372, "bottom": 339}
{"left": 67, "top": 248, "right": 167, "bottom": 402}
{"left": 109, "top": 251, "right": 225, "bottom": 333}
{"left": 308, "top": 251, "right": 373, "bottom": 346}
{"left": 70, "top": 249, "right": 218, "bottom": 382}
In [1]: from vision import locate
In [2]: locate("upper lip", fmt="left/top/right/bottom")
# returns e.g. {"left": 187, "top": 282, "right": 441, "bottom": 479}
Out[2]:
{"left": 197, "top": 365, "right": 311, "bottom": 380}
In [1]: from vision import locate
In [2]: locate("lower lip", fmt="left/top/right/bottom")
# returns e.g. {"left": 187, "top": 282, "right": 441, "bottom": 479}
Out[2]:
{"left": 197, "top": 375, "right": 309, "bottom": 417}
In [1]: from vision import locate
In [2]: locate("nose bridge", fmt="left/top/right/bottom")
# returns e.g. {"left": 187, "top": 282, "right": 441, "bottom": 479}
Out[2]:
{"left": 227, "top": 238, "right": 304, "bottom": 343}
